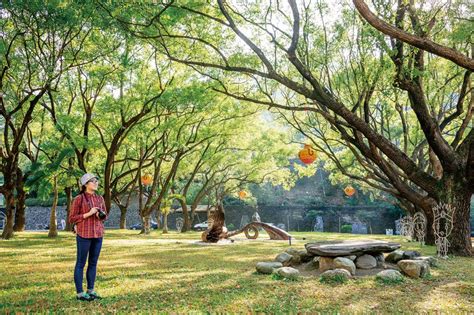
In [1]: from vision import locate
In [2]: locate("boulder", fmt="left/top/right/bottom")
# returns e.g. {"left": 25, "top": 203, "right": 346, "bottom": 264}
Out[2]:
{"left": 333, "top": 257, "right": 356, "bottom": 275}
{"left": 320, "top": 269, "right": 352, "bottom": 282}
{"left": 355, "top": 254, "right": 377, "bottom": 269}
{"left": 319, "top": 256, "right": 335, "bottom": 272}
{"left": 275, "top": 252, "right": 293, "bottom": 266}
{"left": 312, "top": 256, "right": 320, "bottom": 269}
{"left": 301, "top": 260, "right": 319, "bottom": 271}
{"left": 285, "top": 248, "right": 300, "bottom": 256}
{"left": 413, "top": 256, "right": 438, "bottom": 267}
{"left": 374, "top": 253, "right": 385, "bottom": 268}
{"left": 298, "top": 250, "right": 314, "bottom": 263}
{"left": 306, "top": 240, "right": 400, "bottom": 257}
{"left": 275, "top": 267, "right": 300, "bottom": 280}
{"left": 256, "top": 262, "right": 283, "bottom": 274}
{"left": 402, "top": 250, "right": 421, "bottom": 260}
{"left": 284, "top": 248, "right": 305, "bottom": 264}
{"left": 343, "top": 255, "right": 357, "bottom": 261}
{"left": 385, "top": 250, "right": 405, "bottom": 263}
{"left": 292, "top": 256, "right": 301, "bottom": 264}
{"left": 376, "top": 269, "right": 404, "bottom": 282}
{"left": 397, "top": 260, "right": 430, "bottom": 278}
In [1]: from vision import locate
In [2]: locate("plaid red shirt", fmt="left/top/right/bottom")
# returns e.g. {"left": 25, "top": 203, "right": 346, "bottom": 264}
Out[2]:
{"left": 68, "top": 192, "right": 108, "bottom": 238}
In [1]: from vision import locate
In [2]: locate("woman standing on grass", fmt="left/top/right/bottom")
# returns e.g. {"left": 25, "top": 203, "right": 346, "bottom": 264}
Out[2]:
{"left": 69, "top": 173, "right": 108, "bottom": 301}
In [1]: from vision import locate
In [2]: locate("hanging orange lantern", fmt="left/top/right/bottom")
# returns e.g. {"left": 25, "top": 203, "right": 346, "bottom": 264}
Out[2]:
{"left": 239, "top": 190, "right": 248, "bottom": 199}
{"left": 298, "top": 144, "right": 317, "bottom": 164}
{"left": 141, "top": 174, "right": 153, "bottom": 186}
{"left": 344, "top": 186, "right": 356, "bottom": 197}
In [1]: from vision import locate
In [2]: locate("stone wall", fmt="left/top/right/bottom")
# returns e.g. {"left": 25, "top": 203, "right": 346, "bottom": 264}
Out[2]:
{"left": 21, "top": 206, "right": 145, "bottom": 230}
{"left": 221, "top": 205, "right": 399, "bottom": 234}
{"left": 1, "top": 203, "right": 398, "bottom": 234}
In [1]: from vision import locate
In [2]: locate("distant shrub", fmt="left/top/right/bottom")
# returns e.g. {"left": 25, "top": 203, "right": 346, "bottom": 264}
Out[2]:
{"left": 341, "top": 224, "right": 352, "bottom": 233}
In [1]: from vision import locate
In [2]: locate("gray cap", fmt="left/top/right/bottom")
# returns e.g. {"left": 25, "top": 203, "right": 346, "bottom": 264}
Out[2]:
{"left": 80, "top": 173, "right": 98, "bottom": 186}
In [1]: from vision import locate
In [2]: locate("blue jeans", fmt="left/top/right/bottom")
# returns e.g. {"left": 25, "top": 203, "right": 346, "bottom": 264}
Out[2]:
{"left": 74, "top": 235, "right": 103, "bottom": 293}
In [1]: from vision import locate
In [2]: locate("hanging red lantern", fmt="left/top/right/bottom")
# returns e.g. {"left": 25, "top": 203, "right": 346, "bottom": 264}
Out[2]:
{"left": 239, "top": 190, "right": 248, "bottom": 199}
{"left": 344, "top": 186, "right": 356, "bottom": 197}
{"left": 298, "top": 144, "right": 317, "bottom": 164}
{"left": 141, "top": 174, "right": 153, "bottom": 186}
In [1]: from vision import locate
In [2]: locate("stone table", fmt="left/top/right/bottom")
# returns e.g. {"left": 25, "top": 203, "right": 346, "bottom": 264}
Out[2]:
{"left": 305, "top": 239, "right": 401, "bottom": 257}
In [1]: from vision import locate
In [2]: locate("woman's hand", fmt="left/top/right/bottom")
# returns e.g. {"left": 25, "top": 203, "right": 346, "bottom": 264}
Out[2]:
{"left": 89, "top": 207, "right": 99, "bottom": 216}
{"left": 83, "top": 207, "right": 99, "bottom": 219}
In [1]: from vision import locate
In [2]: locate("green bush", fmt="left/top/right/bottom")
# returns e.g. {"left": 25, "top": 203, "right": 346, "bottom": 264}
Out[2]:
{"left": 341, "top": 224, "right": 352, "bottom": 233}
{"left": 375, "top": 277, "right": 404, "bottom": 285}
{"left": 320, "top": 273, "right": 348, "bottom": 285}
{"left": 271, "top": 273, "right": 299, "bottom": 282}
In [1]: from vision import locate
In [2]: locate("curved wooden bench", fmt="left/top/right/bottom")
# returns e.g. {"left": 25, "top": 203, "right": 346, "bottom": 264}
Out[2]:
{"left": 228, "top": 222, "right": 292, "bottom": 240}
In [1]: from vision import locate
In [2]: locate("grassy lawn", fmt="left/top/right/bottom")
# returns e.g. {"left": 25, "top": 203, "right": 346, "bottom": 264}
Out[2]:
{"left": 0, "top": 230, "right": 473, "bottom": 313}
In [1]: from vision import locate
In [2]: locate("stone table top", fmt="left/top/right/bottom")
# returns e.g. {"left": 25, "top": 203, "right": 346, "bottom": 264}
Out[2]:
{"left": 305, "top": 239, "right": 401, "bottom": 257}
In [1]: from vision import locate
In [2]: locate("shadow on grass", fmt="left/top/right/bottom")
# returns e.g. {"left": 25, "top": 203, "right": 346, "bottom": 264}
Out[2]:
{"left": 0, "top": 230, "right": 472, "bottom": 313}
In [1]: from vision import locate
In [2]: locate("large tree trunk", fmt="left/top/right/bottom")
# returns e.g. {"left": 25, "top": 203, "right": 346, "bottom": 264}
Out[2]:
{"left": 119, "top": 205, "right": 127, "bottom": 229}
{"left": 178, "top": 198, "right": 190, "bottom": 232}
{"left": 103, "top": 157, "right": 113, "bottom": 218}
{"left": 138, "top": 165, "right": 145, "bottom": 234}
{"left": 191, "top": 204, "right": 199, "bottom": 226}
{"left": 155, "top": 210, "right": 162, "bottom": 229}
{"left": 48, "top": 177, "right": 58, "bottom": 238}
{"left": 439, "top": 179, "right": 472, "bottom": 256}
{"left": 13, "top": 168, "right": 26, "bottom": 232}
{"left": 400, "top": 200, "right": 436, "bottom": 245}
{"left": 412, "top": 204, "right": 436, "bottom": 246}
{"left": 140, "top": 215, "right": 151, "bottom": 235}
{"left": 65, "top": 187, "right": 73, "bottom": 231}
{"left": 1, "top": 189, "right": 15, "bottom": 239}
{"left": 162, "top": 213, "right": 169, "bottom": 234}
{"left": 424, "top": 209, "right": 436, "bottom": 246}
{"left": 1, "top": 164, "right": 16, "bottom": 239}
